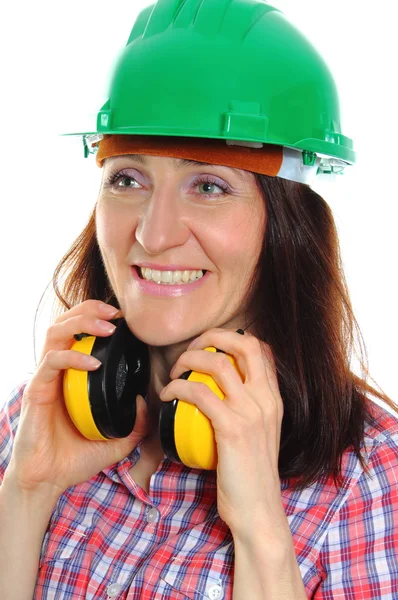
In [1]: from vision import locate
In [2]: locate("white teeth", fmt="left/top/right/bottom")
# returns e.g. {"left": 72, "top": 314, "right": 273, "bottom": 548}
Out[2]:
{"left": 140, "top": 267, "right": 204, "bottom": 285}
{"left": 161, "top": 271, "right": 173, "bottom": 283}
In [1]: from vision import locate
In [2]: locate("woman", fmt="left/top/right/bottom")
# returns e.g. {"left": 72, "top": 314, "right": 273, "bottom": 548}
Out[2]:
{"left": 1, "top": 0, "right": 397, "bottom": 598}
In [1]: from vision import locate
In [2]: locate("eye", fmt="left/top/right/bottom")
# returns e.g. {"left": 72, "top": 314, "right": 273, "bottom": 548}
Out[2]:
{"left": 104, "top": 169, "right": 142, "bottom": 190}
{"left": 193, "top": 176, "right": 230, "bottom": 197}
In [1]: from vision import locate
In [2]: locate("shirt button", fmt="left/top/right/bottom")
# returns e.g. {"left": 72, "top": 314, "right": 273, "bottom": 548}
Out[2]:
{"left": 107, "top": 583, "right": 122, "bottom": 597}
{"left": 146, "top": 507, "right": 160, "bottom": 523}
{"left": 207, "top": 584, "right": 224, "bottom": 599}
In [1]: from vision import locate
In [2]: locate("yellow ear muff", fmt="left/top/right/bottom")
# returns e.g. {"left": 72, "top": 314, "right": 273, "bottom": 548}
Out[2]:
{"left": 63, "top": 334, "right": 107, "bottom": 440}
{"left": 63, "top": 318, "right": 150, "bottom": 440}
{"left": 159, "top": 347, "right": 239, "bottom": 470}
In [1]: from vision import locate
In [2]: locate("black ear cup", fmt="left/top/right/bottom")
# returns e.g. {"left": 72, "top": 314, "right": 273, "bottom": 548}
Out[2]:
{"left": 89, "top": 318, "right": 150, "bottom": 438}
{"left": 63, "top": 319, "right": 150, "bottom": 440}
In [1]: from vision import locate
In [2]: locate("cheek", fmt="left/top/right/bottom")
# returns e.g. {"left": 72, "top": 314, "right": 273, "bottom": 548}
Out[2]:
{"left": 96, "top": 201, "right": 128, "bottom": 247}
{"left": 204, "top": 206, "right": 265, "bottom": 273}
{"left": 95, "top": 201, "right": 133, "bottom": 270}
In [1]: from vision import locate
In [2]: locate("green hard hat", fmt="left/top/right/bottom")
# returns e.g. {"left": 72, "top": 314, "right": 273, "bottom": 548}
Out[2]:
{"left": 70, "top": 0, "right": 355, "bottom": 180}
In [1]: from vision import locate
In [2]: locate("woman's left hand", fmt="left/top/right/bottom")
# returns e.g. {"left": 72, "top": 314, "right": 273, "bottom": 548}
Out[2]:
{"left": 159, "top": 328, "right": 286, "bottom": 538}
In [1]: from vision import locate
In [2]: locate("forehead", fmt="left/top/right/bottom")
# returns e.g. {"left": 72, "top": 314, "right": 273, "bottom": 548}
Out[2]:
{"left": 104, "top": 154, "right": 253, "bottom": 183}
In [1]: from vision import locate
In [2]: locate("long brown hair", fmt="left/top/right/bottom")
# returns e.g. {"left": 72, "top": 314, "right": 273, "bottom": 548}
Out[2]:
{"left": 48, "top": 174, "right": 395, "bottom": 488}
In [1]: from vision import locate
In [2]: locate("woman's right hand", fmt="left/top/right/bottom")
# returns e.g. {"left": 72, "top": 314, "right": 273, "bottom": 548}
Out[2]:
{"left": 4, "top": 300, "right": 149, "bottom": 499}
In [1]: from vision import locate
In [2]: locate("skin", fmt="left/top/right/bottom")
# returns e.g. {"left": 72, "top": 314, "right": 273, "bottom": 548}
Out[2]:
{"left": 96, "top": 154, "right": 267, "bottom": 462}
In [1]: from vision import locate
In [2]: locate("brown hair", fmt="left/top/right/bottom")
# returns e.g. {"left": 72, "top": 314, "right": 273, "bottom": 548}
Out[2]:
{"left": 48, "top": 174, "right": 395, "bottom": 488}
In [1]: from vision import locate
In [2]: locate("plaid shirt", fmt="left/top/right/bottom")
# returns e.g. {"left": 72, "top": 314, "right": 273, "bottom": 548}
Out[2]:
{"left": 1, "top": 381, "right": 397, "bottom": 599}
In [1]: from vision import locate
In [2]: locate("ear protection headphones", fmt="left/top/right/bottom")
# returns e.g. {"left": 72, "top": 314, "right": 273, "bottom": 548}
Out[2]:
{"left": 63, "top": 318, "right": 243, "bottom": 470}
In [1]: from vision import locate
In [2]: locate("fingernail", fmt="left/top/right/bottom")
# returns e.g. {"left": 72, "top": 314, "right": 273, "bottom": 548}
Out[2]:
{"left": 99, "top": 303, "right": 119, "bottom": 316}
{"left": 83, "top": 355, "right": 102, "bottom": 368}
{"left": 96, "top": 320, "right": 117, "bottom": 333}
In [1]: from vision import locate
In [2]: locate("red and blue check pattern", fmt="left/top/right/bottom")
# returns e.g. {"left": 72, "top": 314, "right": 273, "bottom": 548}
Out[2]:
{"left": 1, "top": 381, "right": 397, "bottom": 599}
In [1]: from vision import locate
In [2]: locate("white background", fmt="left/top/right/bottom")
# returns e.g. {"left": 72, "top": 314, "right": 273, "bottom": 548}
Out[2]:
{"left": 0, "top": 1, "right": 396, "bottom": 408}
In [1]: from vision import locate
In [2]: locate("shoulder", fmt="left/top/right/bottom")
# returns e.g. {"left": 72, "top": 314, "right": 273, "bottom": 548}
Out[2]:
{"left": 0, "top": 380, "right": 29, "bottom": 481}
{"left": 359, "top": 399, "right": 398, "bottom": 480}
{"left": 352, "top": 397, "right": 398, "bottom": 489}
{"left": 364, "top": 399, "right": 398, "bottom": 449}
{"left": 332, "top": 399, "right": 398, "bottom": 510}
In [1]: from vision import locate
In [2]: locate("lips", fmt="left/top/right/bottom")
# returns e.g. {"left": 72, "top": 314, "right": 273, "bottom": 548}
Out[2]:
{"left": 131, "top": 266, "right": 210, "bottom": 297}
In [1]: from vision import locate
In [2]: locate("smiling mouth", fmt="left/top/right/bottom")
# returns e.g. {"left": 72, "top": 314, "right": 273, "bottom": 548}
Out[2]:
{"left": 136, "top": 266, "right": 207, "bottom": 285}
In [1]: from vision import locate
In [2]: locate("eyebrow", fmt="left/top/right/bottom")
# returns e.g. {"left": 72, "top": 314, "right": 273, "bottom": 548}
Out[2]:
{"left": 107, "top": 154, "right": 247, "bottom": 181}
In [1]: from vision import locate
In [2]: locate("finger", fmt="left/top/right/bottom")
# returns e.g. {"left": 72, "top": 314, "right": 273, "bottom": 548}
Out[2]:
{"left": 186, "top": 329, "right": 283, "bottom": 422}
{"left": 161, "top": 378, "right": 231, "bottom": 432}
{"left": 47, "top": 314, "right": 117, "bottom": 346}
{"left": 38, "top": 314, "right": 118, "bottom": 363}
{"left": 54, "top": 300, "right": 120, "bottom": 324}
{"left": 260, "top": 344, "right": 279, "bottom": 396}
{"left": 130, "top": 394, "right": 149, "bottom": 439}
{"left": 37, "top": 300, "right": 120, "bottom": 363}
{"left": 187, "top": 328, "right": 267, "bottom": 386}
{"left": 260, "top": 344, "right": 284, "bottom": 423}
{"left": 170, "top": 349, "right": 244, "bottom": 407}
{"left": 25, "top": 349, "right": 102, "bottom": 405}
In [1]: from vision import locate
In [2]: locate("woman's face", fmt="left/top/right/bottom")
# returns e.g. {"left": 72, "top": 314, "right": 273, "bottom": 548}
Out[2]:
{"left": 96, "top": 154, "right": 266, "bottom": 346}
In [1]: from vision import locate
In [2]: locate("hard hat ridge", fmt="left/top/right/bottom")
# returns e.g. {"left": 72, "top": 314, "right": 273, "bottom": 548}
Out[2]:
{"left": 140, "top": 0, "right": 181, "bottom": 39}
{"left": 127, "top": 5, "right": 155, "bottom": 45}
{"left": 137, "top": 0, "right": 281, "bottom": 42}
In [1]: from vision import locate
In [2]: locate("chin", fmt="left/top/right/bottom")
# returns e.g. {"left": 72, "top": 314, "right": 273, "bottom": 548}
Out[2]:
{"left": 122, "top": 316, "right": 199, "bottom": 348}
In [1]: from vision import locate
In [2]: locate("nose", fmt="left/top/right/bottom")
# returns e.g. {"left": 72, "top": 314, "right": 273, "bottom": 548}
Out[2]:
{"left": 135, "top": 187, "right": 190, "bottom": 255}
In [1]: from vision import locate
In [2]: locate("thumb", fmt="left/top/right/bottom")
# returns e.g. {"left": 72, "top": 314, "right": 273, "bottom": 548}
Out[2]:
{"left": 130, "top": 394, "right": 150, "bottom": 440}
